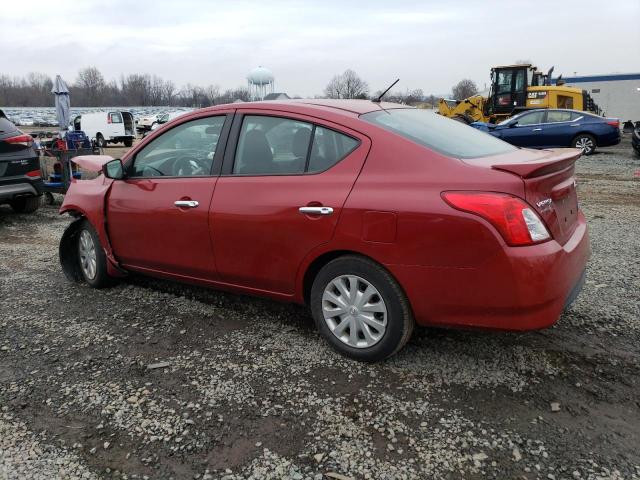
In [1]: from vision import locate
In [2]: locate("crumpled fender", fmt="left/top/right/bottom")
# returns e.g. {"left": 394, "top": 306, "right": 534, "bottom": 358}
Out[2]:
{"left": 71, "top": 154, "right": 114, "bottom": 172}
{"left": 59, "top": 175, "right": 126, "bottom": 278}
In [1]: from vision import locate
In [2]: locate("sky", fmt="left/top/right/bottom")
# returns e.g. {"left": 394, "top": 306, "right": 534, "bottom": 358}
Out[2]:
{"left": 2, "top": 0, "right": 639, "bottom": 97}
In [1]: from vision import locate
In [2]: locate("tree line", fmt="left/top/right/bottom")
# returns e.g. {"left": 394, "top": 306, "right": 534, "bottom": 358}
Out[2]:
{"left": 0, "top": 67, "right": 251, "bottom": 108}
{"left": 0, "top": 66, "right": 479, "bottom": 108}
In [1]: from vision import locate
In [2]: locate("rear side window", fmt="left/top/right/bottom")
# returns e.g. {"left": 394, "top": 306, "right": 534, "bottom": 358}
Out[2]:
{"left": 109, "top": 112, "right": 123, "bottom": 124}
{"left": 362, "top": 109, "right": 515, "bottom": 159}
{"left": 233, "top": 115, "right": 359, "bottom": 175}
{"left": 308, "top": 126, "right": 359, "bottom": 173}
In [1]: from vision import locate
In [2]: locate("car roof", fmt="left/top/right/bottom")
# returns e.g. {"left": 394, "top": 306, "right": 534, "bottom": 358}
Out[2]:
{"left": 203, "top": 99, "right": 408, "bottom": 118}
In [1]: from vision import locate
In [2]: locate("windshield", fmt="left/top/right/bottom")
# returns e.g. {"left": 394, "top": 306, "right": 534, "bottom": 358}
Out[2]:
{"left": 362, "top": 109, "right": 516, "bottom": 159}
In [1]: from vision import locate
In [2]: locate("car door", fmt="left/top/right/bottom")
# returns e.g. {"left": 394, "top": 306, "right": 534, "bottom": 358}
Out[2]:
{"left": 542, "top": 111, "right": 581, "bottom": 147}
{"left": 500, "top": 111, "right": 547, "bottom": 147}
{"left": 107, "top": 112, "right": 231, "bottom": 279}
{"left": 211, "top": 111, "right": 369, "bottom": 294}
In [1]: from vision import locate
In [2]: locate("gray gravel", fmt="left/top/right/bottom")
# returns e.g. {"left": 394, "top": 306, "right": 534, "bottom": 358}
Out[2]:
{"left": 1, "top": 136, "right": 639, "bottom": 479}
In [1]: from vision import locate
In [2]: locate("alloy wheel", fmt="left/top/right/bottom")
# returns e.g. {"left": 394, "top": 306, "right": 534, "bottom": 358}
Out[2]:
{"left": 575, "top": 137, "right": 594, "bottom": 154}
{"left": 322, "top": 275, "right": 388, "bottom": 349}
{"left": 78, "top": 230, "right": 97, "bottom": 280}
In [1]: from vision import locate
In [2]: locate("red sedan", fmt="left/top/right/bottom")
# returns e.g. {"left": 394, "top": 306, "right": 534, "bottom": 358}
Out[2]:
{"left": 59, "top": 100, "right": 590, "bottom": 361}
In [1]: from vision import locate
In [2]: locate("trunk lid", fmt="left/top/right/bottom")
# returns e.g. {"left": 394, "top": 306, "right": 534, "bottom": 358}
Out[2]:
{"left": 466, "top": 148, "right": 581, "bottom": 245}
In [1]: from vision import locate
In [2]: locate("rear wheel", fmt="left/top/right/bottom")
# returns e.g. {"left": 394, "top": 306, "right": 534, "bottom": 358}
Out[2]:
{"left": 10, "top": 195, "right": 40, "bottom": 213}
{"left": 310, "top": 255, "right": 414, "bottom": 362}
{"left": 96, "top": 133, "right": 106, "bottom": 148}
{"left": 77, "top": 220, "right": 114, "bottom": 288}
{"left": 123, "top": 138, "right": 133, "bottom": 147}
{"left": 572, "top": 134, "right": 596, "bottom": 155}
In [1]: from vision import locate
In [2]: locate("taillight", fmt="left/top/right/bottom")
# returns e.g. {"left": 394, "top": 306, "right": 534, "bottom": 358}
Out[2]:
{"left": 442, "top": 191, "right": 551, "bottom": 246}
{"left": 4, "top": 133, "right": 33, "bottom": 147}
{"left": 606, "top": 120, "right": 619, "bottom": 128}
{"left": 25, "top": 169, "right": 41, "bottom": 178}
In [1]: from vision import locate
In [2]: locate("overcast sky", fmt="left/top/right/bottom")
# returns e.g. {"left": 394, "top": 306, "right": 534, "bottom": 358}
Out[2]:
{"left": 2, "top": 0, "right": 639, "bottom": 97}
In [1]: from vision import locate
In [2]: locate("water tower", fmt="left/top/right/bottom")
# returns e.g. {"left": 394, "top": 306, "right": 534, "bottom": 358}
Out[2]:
{"left": 247, "top": 66, "right": 275, "bottom": 101}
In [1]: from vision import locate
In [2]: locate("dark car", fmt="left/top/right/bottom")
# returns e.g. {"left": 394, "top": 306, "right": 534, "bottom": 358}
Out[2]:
{"left": 58, "top": 100, "right": 589, "bottom": 362}
{"left": 471, "top": 109, "right": 621, "bottom": 155}
{"left": 0, "top": 110, "right": 42, "bottom": 213}
{"left": 632, "top": 126, "right": 640, "bottom": 156}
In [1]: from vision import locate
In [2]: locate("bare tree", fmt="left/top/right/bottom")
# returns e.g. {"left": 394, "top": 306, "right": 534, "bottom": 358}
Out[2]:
{"left": 324, "top": 69, "right": 369, "bottom": 99}
{"left": 76, "top": 67, "right": 105, "bottom": 106}
{"left": 451, "top": 79, "right": 478, "bottom": 101}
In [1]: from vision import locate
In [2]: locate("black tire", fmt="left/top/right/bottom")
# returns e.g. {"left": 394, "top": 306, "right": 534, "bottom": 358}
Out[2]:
{"left": 77, "top": 219, "right": 115, "bottom": 288}
{"left": 123, "top": 138, "right": 133, "bottom": 147}
{"left": 10, "top": 195, "right": 41, "bottom": 213}
{"left": 572, "top": 133, "right": 597, "bottom": 155}
{"left": 96, "top": 133, "right": 106, "bottom": 148}
{"left": 310, "top": 255, "right": 414, "bottom": 362}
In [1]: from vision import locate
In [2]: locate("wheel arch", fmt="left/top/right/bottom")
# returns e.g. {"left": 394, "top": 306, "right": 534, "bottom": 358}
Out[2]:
{"left": 572, "top": 131, "right": 597, "bottom": 145}
{"left": 59, "top": 217, "right": 85, "bottom": 282}
{"left": 300, "top": 250, "right": 409, "bottom": 308}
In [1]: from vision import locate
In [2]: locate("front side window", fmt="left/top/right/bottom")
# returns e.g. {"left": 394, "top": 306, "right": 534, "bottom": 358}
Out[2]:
{"left": 546, "top": 111, "right": 572, "bottom": 123}
{"left": 109, "top": 112, "right": 123, "bottom": 124}
{"left": 517, "top": 111, "right": 546, "bottom": 125}
{"left": 129, "top": 116, "right": 224, "bottom": 177}
{"left": 233, "top": 115, "right": 359, "bottom": 175}
{"left": 362, "top": 109, "right": 515, "bottom": 159}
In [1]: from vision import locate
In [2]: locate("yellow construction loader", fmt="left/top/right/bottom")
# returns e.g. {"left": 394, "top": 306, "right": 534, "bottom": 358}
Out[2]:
{"left": 439, "top": 64, "right": 601, "bottom": 124}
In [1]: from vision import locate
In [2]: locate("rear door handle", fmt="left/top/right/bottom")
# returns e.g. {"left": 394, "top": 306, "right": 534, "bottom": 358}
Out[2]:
{"left": 174, "top": 200, "right": 199, "bottom": 208}
{"left": 532, "top": 128, "right": 542, "bottom": 132}
{"left": 299, "top": 206, "right": 333, "bottom": 216}
{"left": 570, "top": 124, "right": 581, "bottom": 127}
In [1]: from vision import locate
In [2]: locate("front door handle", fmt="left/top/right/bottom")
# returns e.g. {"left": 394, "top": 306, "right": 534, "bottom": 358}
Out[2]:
{"left": 532, "top": 128, "right": 542, "bottom": 132}
{"left": 299, "top": 206, "right": 333, "bottom": 216}
{"left": 570, "top": 124, "right": 581, "bottom": 127}
{"left": 174, "top": 200, "right": 199, "bottom": 208}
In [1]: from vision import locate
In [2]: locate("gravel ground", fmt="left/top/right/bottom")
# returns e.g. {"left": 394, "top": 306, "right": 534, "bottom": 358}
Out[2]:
{"left": 1, "top": 137, "right": 639, "bottom": 480}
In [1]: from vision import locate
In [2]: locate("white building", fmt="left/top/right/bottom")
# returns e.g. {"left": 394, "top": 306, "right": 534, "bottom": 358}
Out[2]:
{"left": 557, "top": 73, "right": 640, "bottom": 122}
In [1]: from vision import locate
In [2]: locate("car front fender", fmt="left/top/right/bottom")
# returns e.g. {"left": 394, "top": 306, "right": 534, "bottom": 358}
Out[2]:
{"left": 59, "top": 176, "right": 126, "bottom": 278}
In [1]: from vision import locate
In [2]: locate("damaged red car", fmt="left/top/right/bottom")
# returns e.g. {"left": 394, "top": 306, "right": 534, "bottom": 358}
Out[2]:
{"left": 59, "top": 100, "right": 590, "bottom": 361}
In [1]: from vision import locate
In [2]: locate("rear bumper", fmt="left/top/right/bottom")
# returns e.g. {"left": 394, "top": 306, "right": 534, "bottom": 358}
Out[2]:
{"left": 389, "top": 212, "right": 590, "bottom": 330}
{"left": 0, "top": 180, "right": 43, "bottom": 202}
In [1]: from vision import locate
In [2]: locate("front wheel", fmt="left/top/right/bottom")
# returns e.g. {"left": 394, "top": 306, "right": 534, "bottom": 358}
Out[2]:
{"left": 572, "top": 134, "right": 596, "bottom": 155}
{"left": 310, "top": 255, "right": 414, "bottom": 362}
{"left": 77, "top": 220, "right": 114, "bottom": 288}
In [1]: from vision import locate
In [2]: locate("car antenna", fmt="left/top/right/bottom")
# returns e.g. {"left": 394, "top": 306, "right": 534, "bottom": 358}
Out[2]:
{"left": 372, "top": 79, "right": 399, "bottom": 103}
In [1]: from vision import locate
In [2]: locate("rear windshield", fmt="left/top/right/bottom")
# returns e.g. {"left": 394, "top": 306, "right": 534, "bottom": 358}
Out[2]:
{"left": 361, "top": 109, "right": 516, "bottom": 159}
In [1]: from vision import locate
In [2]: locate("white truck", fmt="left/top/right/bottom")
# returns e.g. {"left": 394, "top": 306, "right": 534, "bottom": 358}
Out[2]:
{"left": 72, "top": 111, "right": 136, "bottom": 147}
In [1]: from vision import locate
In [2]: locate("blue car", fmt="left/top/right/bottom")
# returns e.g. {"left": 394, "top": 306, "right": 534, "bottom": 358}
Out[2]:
{"left": 471, "top": 109, "right": 621, "bottom": 155}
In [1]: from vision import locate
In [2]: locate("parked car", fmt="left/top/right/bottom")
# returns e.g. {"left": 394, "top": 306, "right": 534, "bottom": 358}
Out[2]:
{"left": 632, "top": 126, "right": 640, "bottom": 156}
{"left": 0, "top": 109, "right": 42, "bottom": 213}
{"left": 58, "top": 100, "right": 590, "bottom": 361}
{"left": 471, "top": 109, "right": 621, "bottom": 155}
{"left": 72, "top": 111, "right": 136, "bottom": 148}
{"left": 150, "top": 111, "right": 191, "bottom": 131}
{"left": 136, "top": 114, "right": 160, "bottom": 133}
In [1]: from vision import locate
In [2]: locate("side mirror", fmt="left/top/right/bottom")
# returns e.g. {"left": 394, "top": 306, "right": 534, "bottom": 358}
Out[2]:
{"left": 509, "top": 121, "right": 518, "bottom": 128}
{"left": 102, "top": 159, "right": 124, "bottom": 179}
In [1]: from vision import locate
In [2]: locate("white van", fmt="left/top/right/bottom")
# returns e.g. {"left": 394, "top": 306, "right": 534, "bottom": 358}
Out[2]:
{"left": 72, "top": 111, "right": 135, "bottom": 147}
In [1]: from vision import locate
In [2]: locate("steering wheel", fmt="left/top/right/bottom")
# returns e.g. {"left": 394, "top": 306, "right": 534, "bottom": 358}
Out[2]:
{"left": 172, "top": 156, "right": 207, "bottom": 176}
